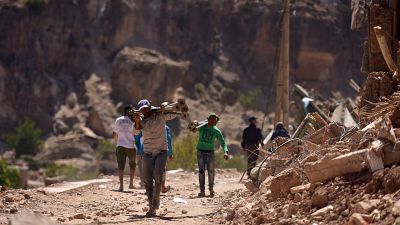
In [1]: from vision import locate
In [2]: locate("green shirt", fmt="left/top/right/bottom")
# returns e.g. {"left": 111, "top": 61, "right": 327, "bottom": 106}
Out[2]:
{"left": 197, "top": 125, "right": 228, "bottom": 153}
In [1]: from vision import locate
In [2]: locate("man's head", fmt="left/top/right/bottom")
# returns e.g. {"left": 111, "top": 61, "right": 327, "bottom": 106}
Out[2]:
{"left": 248, "top": 116, "right": 257, "bottom": 125}
{"left": 207, "top": 113, "right": 219, "bottom": 126}
{"left": 137, "top": 99, "right": 151, "bottom": 116}
{"left": 124, "top": 105, "right": 134, "bottom": 116}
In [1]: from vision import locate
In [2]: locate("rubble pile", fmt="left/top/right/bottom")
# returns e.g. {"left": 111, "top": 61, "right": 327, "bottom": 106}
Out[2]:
{"left": 216, "top": 83, "right": 400, "bottom": 224}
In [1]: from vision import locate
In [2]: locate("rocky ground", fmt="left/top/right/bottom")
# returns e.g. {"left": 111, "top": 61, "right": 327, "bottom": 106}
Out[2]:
{"left": 0, "top": 169, "right": 243, "bottom": 225}
{"left": 214, "top": 168, "right": 400, "bottom": 225}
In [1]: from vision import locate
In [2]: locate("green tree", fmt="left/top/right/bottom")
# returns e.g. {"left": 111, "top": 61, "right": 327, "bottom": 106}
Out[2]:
{"left": 6, "top": 119, "right": 42, "bottom": 158}
{"left": 0, "top": 160, "right": 20, "bottom": 188}
{"left": 238, "top": 89, "right": 261, "bottom": 110}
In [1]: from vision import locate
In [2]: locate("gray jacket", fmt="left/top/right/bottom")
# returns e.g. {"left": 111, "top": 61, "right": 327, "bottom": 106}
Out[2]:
{"left": 140, "top": 112, "right": 177, "bottom": 155}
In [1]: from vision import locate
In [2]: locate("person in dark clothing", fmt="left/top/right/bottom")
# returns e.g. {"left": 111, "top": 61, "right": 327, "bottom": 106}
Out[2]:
{"left": 270, "top": 122, "right": 290, "bottom": 141}
{"left": 241, "top": 116, "right": 263, "bottom": 181}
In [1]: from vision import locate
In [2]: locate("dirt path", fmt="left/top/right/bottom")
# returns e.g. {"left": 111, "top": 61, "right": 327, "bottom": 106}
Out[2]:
{"left": 1, "top": 169, "right": 244, "bottom": 225}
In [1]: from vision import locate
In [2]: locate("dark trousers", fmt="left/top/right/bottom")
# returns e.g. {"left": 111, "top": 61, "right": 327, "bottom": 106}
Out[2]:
{"left": 143, "top": 150, "right": 167, "bottom": 210}
{"left": 244, "top": 144, "right": 259, "bottom": 180}
{"left": 197, "top": 150, "right": 215, "bottom": 193}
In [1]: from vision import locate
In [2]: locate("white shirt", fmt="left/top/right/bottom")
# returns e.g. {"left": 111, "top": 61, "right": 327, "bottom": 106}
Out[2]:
{"left": 113, "top": 116, "right": 135, "bottom": 149}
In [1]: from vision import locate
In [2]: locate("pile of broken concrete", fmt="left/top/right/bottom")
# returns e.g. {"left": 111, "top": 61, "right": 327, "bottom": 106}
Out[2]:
{"left": 220, "top": 75, "right": 400, "bottom": 224}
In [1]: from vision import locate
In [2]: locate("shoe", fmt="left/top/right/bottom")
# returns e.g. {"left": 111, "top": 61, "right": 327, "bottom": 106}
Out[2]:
{"left": 118, "top": 186, "right": 123, "bottom": 192}
{"left": 209, "top": 190, "right": 215, "bottom": 197}
{"left": 145, "top": 209, "right": 156, "bottom": 217}
{"left": 198, "top": 192, "right": 206, "bottom": 197}
{"left": 129, "top": 184, "right": 141, "bottom": 189}
{"left": 161, "top": 185, "right": 171, "bottom": 193}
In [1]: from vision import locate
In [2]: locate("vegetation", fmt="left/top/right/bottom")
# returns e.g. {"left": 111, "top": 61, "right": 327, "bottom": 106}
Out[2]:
{"left": 20, "top": 155, "right": 41, "bottom": 171}
{"left": 167, "top": 133, "right": 198, "bottom": 170}
{"left": 45, "top": 163, "right": 77, "bottom": 178}
{"left": 0, "top": 160, "right": 20, "bottom": 188}
{"left": 95, "top": 139, "right": 115, "bottom": 159}
{"left": 5, "top": 119, "right": 42, "bottom": 158}
{"left": 221, "top": 88, "right": 238, "bottom": 106}
{"left": 167, "top": 134, "right": 247, "bottom": 172}
{"left": 215, "top": 151, "right": 247, "bottom": 172}
{"left": 238, "top": 89, "right": 261, "bottom": 110}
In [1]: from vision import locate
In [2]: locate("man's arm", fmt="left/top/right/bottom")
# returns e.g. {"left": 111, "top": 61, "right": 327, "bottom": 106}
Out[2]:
{"left": 112, "top": 120, "right": 118, "bottom": 144}
{"left": 166, "top": 127, "right": 173, "bottom": 158}
{"left": 216, "top": 131, "right": 229, "bottom": 160}
{"left": 134, "top": 113, "right": 141, "bottom": 131}
{"left": 134, "top": 131, "right": 143, "bottom": 155}
{"left": 216, "top": 130, "right": 229, "bottom": 153}
{"left": 112, "top": 132, "right": 118, "bottom": 144}
{"left": 258, "top": 128, "right": 264, "bottom": 146}
{"left": 241, "top": 129, "right": 246, "bottom": 149}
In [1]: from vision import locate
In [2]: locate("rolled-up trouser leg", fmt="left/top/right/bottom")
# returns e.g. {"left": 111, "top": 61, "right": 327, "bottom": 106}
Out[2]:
{"left": 143, "top": 153, "right": 154, "bottom": 209}
{"left": 197, "top": 151, "right": 206, "bottom": 193}
{"left": 152, "top": 151, "right": 167, "bottom": 210}
{"left": 206, "top": 151, "right": 215, "bottom": 191}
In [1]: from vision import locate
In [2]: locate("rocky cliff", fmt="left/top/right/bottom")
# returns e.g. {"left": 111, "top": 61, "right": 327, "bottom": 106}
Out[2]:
{"left": 0, "top": 0, "right": 365, "bottom": 143}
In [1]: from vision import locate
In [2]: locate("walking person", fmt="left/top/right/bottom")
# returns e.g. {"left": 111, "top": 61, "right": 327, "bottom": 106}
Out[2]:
{"left": 134, "top": 99, "right": 178, "bottom": 217}
{"left": 241, "top": 116, "right": 263, "bottom": 182}
{"left": 112, "top": 105, "right": 137, "bottom": 191}
{"left": 196, "top": 113, "right": 229, "bottom": 198}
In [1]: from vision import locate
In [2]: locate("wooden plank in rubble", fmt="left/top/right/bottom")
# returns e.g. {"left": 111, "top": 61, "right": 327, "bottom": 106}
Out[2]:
{"left": 368, "top": 4, "right": 393, "bottom": 72}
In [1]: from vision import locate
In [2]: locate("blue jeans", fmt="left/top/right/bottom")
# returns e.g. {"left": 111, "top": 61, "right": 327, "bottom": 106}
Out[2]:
{"left": 197, "top": 150, "right": 215, "bottom": 193}
{"left": 143, "top": 150, "right": 167, "bottom": 210}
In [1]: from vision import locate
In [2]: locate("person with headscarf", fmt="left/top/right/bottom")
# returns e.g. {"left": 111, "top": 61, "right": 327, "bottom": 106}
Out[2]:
{"left": 270, "top": 122, "right": 290, "bottom": 141}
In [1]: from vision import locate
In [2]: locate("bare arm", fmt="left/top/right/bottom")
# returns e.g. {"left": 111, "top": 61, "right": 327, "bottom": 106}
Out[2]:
{"left": 112, "top": 132, "right": 118, "bottom": 144}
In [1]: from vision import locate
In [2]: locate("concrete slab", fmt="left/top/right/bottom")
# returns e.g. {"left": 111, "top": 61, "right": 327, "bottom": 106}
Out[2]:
{"left": 38, "top": 178, "right": 112, "bottom": 194}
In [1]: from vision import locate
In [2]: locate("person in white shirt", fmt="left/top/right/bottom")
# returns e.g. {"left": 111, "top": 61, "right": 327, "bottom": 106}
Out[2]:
{"left": 113, "top": 105, "right": 137, "bottom": 191}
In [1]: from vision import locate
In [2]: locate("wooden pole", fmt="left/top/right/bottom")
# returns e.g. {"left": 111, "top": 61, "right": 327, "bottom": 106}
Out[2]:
{"left": 373, "top": 26, "right": 398, "bottom": 72}
{"left": 282, "top": 0, "right": 290, "bottom": 126}
{"left": 274, "top": 0, "right": 290, "bottom": 126}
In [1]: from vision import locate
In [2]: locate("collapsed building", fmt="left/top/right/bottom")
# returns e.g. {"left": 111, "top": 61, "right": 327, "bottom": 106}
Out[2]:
{"left": 218, "top": 1, "right": 400, "bottom": 225}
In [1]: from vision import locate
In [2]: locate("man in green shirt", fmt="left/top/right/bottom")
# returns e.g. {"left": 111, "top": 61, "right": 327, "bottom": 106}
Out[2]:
{"left": 196, "top": 113, "right": 229, "bottom": 197}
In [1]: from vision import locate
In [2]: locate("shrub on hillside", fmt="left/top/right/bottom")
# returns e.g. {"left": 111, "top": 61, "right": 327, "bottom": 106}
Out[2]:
{"left": 238, "top": 89, "right": 261, "bottom": 110}
{"left": 167, "top": 133, "right": 247, "bottom": 172}
{"left": 167, "top": 133, "right": 198, "bottom": 171}
{"left": 6, "top": 119, "right": 42, "bottom": 158}
{"left": 215, "top": 151, "right": 247, "bottom": 172}
{"left": 95, "top": 139, "right": 115, "bottom": 159}
{"left": 0, "top": 160, "right": 20, "bottom": 188}
{"left": 45, "top": 163, "right": 77, "bottom": 179}
{"left": 20, "top": 155, "right": 41, "bottom": 170}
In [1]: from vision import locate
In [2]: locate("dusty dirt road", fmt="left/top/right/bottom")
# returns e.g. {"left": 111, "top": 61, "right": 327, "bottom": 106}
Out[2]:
{"left": 1, "top": 169, "right": 244, "bottom": 225}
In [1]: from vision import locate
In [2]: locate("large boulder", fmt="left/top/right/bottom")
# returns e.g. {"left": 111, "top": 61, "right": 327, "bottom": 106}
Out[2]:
{"left": 111, "top": 47, "right": 189, "bottom": 104}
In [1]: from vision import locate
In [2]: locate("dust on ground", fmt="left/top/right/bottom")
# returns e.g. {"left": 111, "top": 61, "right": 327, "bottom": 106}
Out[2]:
{"left": 1, "top": 169, "right": 244, "bottom": 225}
